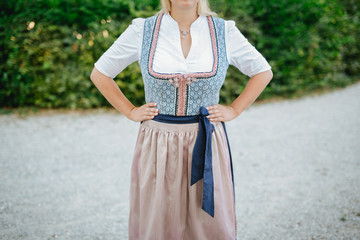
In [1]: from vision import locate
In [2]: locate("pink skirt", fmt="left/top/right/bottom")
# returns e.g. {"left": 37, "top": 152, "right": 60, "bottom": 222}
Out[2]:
{"left": 128, "top": 119, "right": 237, "bottom": 240}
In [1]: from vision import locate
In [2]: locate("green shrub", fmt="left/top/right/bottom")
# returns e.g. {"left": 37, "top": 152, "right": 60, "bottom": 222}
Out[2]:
{"left": 212, "top": 0, "right": 359, "bottom": 103}
{"left": 0, "top": 0, "right": 359, "bottom": 109}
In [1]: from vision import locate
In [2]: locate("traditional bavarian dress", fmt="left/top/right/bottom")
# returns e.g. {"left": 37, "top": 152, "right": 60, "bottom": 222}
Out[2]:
{"left": 94, "top": 12, "right": 272, "bottom": 240}
{"left": 130, "top": 12, "right": 237, "bottom": 240}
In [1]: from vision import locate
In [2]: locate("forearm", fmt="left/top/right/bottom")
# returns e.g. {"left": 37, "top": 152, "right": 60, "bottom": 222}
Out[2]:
{"left": 90, "top": 67, "right": 135, "bottom": 117}
{"left": 230, "top": 69, "right": 273, "bottom": 116}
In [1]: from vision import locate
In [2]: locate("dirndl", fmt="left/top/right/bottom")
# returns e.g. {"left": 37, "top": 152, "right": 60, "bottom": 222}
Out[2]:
{"left": 128, "top": 118, "right": 237, "bottom": 240}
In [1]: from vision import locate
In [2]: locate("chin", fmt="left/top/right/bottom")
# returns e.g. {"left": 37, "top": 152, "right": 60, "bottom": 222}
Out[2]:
{"left": 171, "top": 0, "right": 198, "bottom": 9}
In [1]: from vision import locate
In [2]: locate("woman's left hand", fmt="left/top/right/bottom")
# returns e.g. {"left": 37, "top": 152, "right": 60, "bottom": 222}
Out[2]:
{"left": 206, "top": 104, "right": 239, "bottom": 122}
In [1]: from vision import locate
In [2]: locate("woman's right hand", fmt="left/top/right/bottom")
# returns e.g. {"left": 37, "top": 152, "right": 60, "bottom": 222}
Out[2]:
{"left": 127, "top": 102, "right": 159, "bottom": 122}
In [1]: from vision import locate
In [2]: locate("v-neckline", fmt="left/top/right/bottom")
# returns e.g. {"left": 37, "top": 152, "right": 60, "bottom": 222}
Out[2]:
{"left": 180, "top": 34, "right": 192, "bottom": 60}
{"left": 167, "top": 13, "right": 201, "bottom": 61}
{"left": 148, "top": 13, "right": 219, "bottom": 79}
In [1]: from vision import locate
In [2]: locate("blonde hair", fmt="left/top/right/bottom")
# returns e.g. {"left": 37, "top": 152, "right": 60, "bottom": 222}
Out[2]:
{"left": 157, "top": 0, "right": 217, "bottom": 16}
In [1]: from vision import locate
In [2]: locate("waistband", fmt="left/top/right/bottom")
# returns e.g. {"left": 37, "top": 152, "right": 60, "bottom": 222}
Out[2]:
{"left": 151, "top": 106, "right": 235, "bottom": 218}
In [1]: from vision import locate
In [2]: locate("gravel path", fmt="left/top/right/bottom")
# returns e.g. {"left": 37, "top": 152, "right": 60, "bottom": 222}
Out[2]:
{"left": 1, "top": 82, "right": 360, "bottom": 240}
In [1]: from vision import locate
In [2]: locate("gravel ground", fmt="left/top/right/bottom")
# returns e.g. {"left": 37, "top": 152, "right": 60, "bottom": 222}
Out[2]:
{"left": 1, "top": 82, "right": 360, "bottom": 240}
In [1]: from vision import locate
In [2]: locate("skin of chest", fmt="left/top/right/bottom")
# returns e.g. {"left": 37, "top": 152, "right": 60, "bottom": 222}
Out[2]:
{"left": 180, "top": 32, "right": 192, "bottom": 59}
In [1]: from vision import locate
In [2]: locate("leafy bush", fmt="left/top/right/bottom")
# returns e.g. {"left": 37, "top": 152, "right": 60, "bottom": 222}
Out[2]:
{"left": 0, "top": 0, "right": 152, "bottom": 108}
{"left": 0, "top": 0, "right": 359, "bottom": 109}
{"left": 213, "top": 0, "right": 359, "bottom": 103}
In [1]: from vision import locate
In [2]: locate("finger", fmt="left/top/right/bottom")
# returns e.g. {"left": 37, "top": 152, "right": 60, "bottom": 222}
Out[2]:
{"left": 145, "top": 102, "right": 157, "bottom": 107}
{"left": 146, "top": 109, "right": 158, "bottom": 116}
{"left": 209, "top": 116, "right": 223, "bottom": 122}
{"left": 209, "top": 112, "right": 224, "bottom": 120}
{"left": 208, "top": 112, "right": 222, "bottom": 118}
{"left": 146, "top": 110, "right": 158, "bottom": 116}
{"left": 144, "top": 115, "right": 155, "bottom": 120}
{"left": 208, "top": 109, "right": 219, "bottom": 114}
{"left": 206, "top": 105, "right": 216, "bottom": 111}
{"left": 208, "top": 105, "right": 217, "bottom": 109}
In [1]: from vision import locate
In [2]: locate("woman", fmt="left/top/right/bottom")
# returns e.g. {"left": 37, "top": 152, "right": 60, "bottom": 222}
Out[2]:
{"left": 90, "top": 0, "right": 273, "bottom": 239}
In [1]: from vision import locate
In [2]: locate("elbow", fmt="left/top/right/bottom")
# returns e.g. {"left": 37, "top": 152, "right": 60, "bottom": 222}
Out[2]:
{"left": 90, "top": 68, "right": 96, "bottom": 82}
{"left": 251, "top": 69, "right": 273, "bottom": 82}
{"left": 90, "top": 67, "right": 104, "bottom": 83}
{"left": 265, "top": 69, "right": 273, "bottom": 84}
{"left": 90, "top": 67, "right": 113, "bottom": 83}
{"left": 252, "top": 69, "right": 273, "bottom": 84}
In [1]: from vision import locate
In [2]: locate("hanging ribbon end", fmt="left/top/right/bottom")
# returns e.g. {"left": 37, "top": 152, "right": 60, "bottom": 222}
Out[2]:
{"left": 202, "top": 204, "right": 215, "bottom": 218}
{"left": 190, "top": 173, "right": 202, "bottom": 186}
{"left": 190, "top": 179, "right": 197, "bottom": 186}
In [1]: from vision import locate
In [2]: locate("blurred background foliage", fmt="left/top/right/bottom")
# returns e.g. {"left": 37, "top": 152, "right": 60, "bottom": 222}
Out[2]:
{"left": 0, "top": 0, "right": 359, "bottom": 109}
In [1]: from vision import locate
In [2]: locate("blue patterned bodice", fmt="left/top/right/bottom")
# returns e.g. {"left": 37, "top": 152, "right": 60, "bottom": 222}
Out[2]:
{"left": 139, "top": 13, "right": 229, "bottom": 116}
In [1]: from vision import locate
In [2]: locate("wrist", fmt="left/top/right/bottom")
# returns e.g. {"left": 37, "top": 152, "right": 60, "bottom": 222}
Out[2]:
{"left": 124, "top": 105, "right": 136, "bottom": 119}
{"left": 229, "top": 104, "right": 243, "bottom": 117}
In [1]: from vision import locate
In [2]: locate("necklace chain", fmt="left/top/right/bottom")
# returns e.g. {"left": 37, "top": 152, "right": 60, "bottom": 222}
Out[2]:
{"left": 180, "top": 29, "right": 190, "bottom": 39}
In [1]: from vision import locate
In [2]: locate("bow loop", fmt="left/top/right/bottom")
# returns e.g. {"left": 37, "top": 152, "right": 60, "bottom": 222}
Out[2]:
{"left": 199, "top": 106, "right": 209, "bottom": 116}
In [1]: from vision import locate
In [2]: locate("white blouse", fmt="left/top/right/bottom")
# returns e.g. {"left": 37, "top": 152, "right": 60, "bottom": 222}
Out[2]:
{"left": 95, "top": 13, "right": 271, "bottom": 79}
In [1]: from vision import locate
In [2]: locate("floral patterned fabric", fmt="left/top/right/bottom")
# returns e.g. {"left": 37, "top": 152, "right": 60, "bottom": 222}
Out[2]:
{"left": 140, "top": 13, "right": 229, "bottom": 116}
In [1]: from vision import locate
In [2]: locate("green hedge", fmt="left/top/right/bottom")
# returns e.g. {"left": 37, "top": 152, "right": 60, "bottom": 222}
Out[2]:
{"left": 1, "top": 0, "right": 359, "bottom": 109}
{"left": 216, "top": 0, "right": 359, "bottom": 102}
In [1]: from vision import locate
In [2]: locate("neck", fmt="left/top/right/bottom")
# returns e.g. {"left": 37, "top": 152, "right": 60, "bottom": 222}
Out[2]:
{"left": 169, "top": 7, "right": 199, "bottom": 29}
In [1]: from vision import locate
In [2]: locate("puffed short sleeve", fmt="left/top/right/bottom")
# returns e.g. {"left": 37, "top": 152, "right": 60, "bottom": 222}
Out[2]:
{"left": 94, "top": 17, "right": 145, "bottom": 79}
{"left": 225, "top": 20, "right": 272, "bottom": 78}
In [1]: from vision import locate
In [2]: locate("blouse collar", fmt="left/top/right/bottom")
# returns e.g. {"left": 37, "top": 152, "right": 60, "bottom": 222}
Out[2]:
{"left": 163, "top": 12, "right": 205, "bottom": 31}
